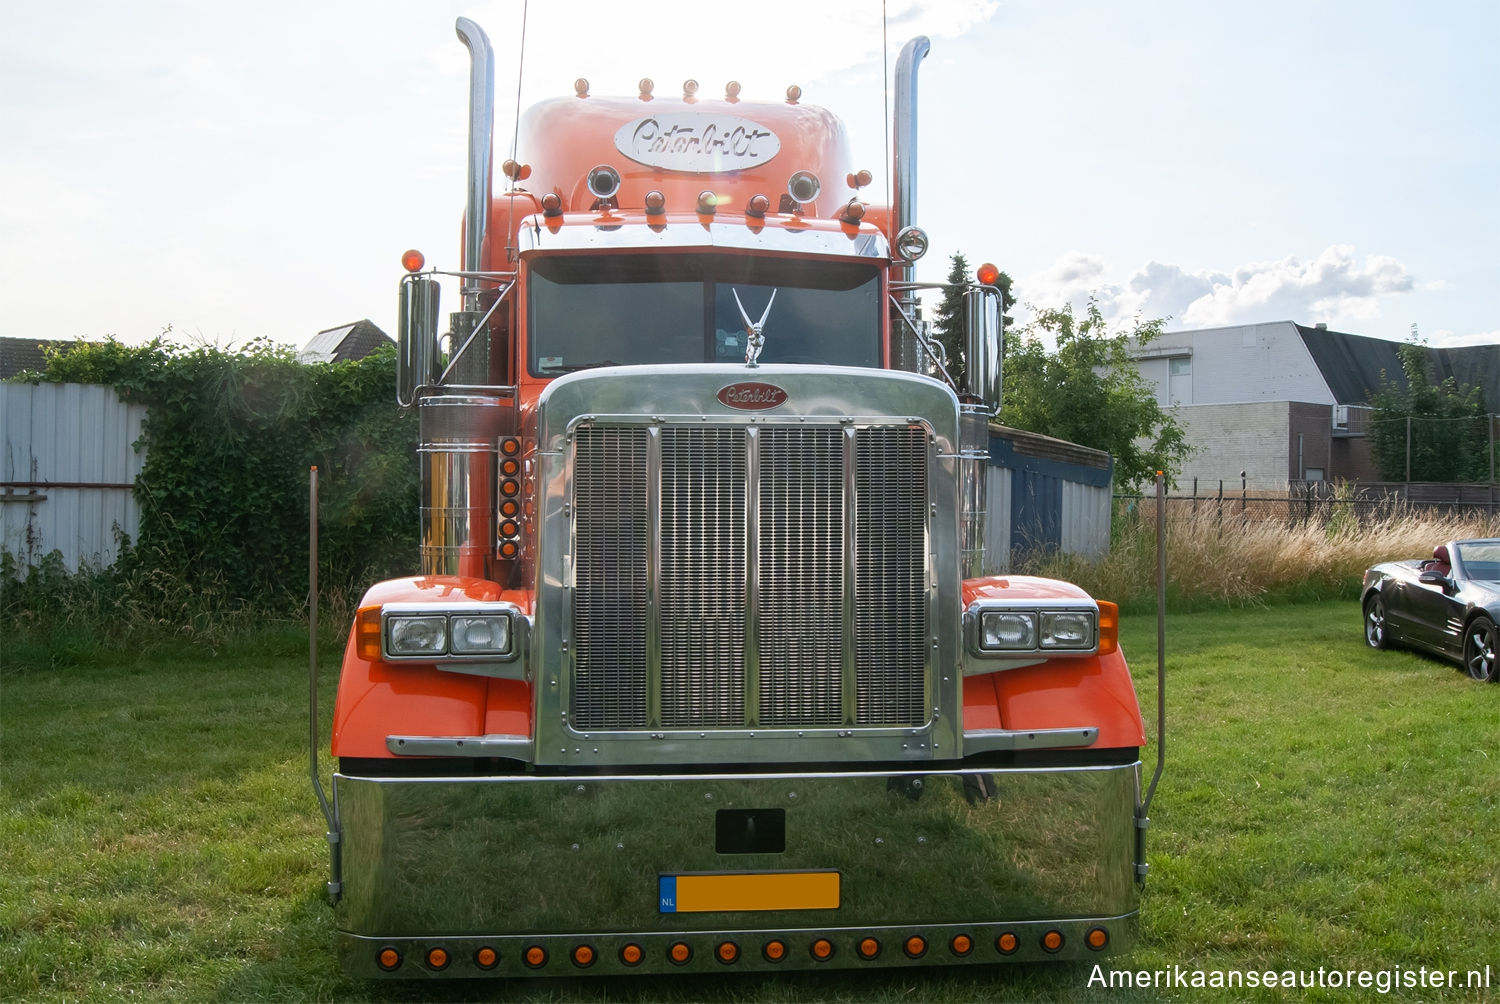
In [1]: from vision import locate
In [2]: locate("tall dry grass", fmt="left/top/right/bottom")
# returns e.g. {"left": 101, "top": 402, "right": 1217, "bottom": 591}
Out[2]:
{"left": 1023, "top": 500, "right": 1500, "bottom": 612}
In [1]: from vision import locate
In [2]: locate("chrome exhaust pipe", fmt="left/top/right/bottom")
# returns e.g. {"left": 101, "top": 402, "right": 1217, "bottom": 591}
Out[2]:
{"left": 455, "top": 17, "right": 493, "bottom": 311}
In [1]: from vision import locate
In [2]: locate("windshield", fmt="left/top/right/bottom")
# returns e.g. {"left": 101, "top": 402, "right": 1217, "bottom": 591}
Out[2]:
{"left": 1455, "top": 540, "right": 1500, "bottom": 581}
{"left": 526, "top": 253, "right": 881, "bottom": 375}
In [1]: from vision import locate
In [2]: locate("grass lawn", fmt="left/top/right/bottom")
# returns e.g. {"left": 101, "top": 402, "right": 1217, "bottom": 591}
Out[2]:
{"left": 2, "top": 603, "right": 1496, "bottom": 1002}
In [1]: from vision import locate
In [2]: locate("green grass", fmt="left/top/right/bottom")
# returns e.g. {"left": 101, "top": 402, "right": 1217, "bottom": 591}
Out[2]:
{"left": 2, "top": 604, "right": 1497, "bottom": 1002}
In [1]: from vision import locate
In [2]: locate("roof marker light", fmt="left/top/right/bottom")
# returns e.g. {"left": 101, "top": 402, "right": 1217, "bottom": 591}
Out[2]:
{"left": 541, "top": 192, "right": 563, "bottom": 218}
{"left": 502, "top": 159, "right": 531, "bottom": 181}
{"left": 977, "top": 262, "right": 1001, "bottom": 285}
{"left": 725, "top": 80, "right": 741, "bottom": 102}
{"left": 847, "top": 169, "right": 873, "bottom": 189}
{"left": 746, "top": 194, "right": 770, "bottom": 219}
{"left": 840, "top": 199, "right": 866, "bottom": 223}
{"left": 683, "top": 79, "right": 699, "bottom": 102}
{"left": 644, "top": 190, "right": 667, "bottom": 216}
{"left": 401, "top": 249, "right": 425, "bottom": 273}
{"left": 786, "top": 84, "right": 802, "bottom": 104}
{"left": 697, "top": 190, "right": 718, "bottom": 215}
{"left": 638, "top": 78, "right": 654, "bottom": 100}
{"left": 574, "top": 78, "right": 589, "bottom": 98}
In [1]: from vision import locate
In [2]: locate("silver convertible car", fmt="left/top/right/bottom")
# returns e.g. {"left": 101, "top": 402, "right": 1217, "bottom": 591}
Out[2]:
{"left": 1362, "top": 538, "right": 1499, "bottom": 682}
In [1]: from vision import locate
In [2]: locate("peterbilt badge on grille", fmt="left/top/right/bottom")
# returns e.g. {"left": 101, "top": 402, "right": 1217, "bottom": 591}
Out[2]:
{"left": 717, "top": 382, "right": 788, "bottom": 411}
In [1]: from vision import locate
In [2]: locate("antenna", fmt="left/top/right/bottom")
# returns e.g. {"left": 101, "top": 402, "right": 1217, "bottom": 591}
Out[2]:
{"left": 505, "top": 2, "right": 530, "bottom": 263}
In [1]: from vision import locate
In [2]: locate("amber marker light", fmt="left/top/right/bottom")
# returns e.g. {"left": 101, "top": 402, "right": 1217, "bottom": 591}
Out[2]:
{"left": 524, "top": 945, "right": 548, "bottom": 968}
{"left": 377, "top": 947, "right": 402, "bottom": 971}
{"left": 541, "top": 192, "right": 563, "bottom": 218}
{"left": 499, "top": 541, "right": 519, "bottom": 560}
{"left": 697, "top": 190, "right": 718, "bottom": 215}
{"left": 857, "top": 937, "right": 880, "bottom": 960}
{"left": 501, "top": 458, "right": 520, "bottom": 477}
{"left": 500, "top": 499, "right": 520, "bottom": 518}
{"left": 572, "top": 945, "right": 596, "bottom": 967}
{"left": 355, "top": 606, "right": 383, "bottom": 662}
{"left": 619, "top": 943, "right": 644, "bottom": 966}
{"left": 996, "top": 932, "right": 1019, "bottom": 955}
{"left": 500, "top": 479, "right": 520, "bottom": 497}
{"left": 976, "top": 262, "right": 1001, "bottom": 285}
{"left": 716, "top": 941, "right": 739, "bottom": 964}
{"left": 746, "top": 194, "right": 770, "bottom": 218}
{"left": 762, "top": 940, "right": 787, "bottom": 962}
{"left": 1087, "top": 927, "right": 1109, "bottom": 951}
{"left": 669, "top": 942, "right": 692, "bottom": 965}
{"left": 1097, "top": 600, "right": 1120, "bottom": 655}
{"left": 810, "top": 939, "right": 834, "bottom": 961}
{"left": 475, "top": 946, "right": 498, "bottom": 969}
{"left": 500, "top": 437, "right": 520, "bottom": 456}
{"left": 1042, "top": 930, "right": 1065, "bottom": 953}
{"left": 426, "top": 947, "right": 449, "bottom": 970}
{"left": 950, "top": 934, "right": 973, "bottom": 957}
{"left": 401, "top": 249, "right": 425, "bottom": 273}
{"left": 644, "top": 190, "right": 667, "bottom": 216}
{"left": 903, "top": 935, "right": 928, "bottom": 959}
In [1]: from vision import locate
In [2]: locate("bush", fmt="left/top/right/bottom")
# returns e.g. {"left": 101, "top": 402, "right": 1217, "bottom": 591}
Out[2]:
{"left": 5, "top": 336, "right": 417, "bottom": 634}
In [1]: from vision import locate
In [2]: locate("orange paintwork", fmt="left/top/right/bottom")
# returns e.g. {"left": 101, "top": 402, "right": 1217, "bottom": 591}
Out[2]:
{"left": 960, "top": 575, "right": 1147, "bottom": 749}
{"left": 330, "top": 576, "right": 533, "bottom": 759}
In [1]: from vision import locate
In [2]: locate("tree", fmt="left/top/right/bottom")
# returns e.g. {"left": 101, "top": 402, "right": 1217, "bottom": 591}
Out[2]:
{"left": 931, "top": 252, "right": 1015, "bottom": 389}
{"left": 1000, "top": 299, "right": 1190, "bottom": 493}
{"left": 1368, "top": 339, "right": 1489, "bottom": 482}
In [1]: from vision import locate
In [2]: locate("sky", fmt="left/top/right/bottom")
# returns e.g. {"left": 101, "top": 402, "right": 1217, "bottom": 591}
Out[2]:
{"left": 3, "top": 0, "right": 1496, "bottom": 353}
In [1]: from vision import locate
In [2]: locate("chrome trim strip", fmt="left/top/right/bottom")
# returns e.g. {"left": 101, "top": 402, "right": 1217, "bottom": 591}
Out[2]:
{"left": 518, "top": 219, "right": 889, "bottom": 257}
{"left": 387, "top": 734, "right": 532, "bottom": 758}
{"left": 645, "top": 425, "right": 662, "bottom": 728}
{"left": 841, "top": 424, "right": 858, "bottom": 727}
{"left": 963, "top": 727, "right": 1099, "bottom": 753}
{"left": 744, "top": 426, "right": 761, "bottom": 728}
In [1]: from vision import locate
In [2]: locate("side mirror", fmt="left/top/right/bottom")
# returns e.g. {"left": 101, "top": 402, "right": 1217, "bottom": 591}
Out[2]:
{"left": 961, "top": 286, "right": 1002, "bottom": 416}
{"left": 398, "top": 276, "right": 441, "bottom": 407}
{"left": 1418, "top": 570, "right": 1452, "bottom": 591}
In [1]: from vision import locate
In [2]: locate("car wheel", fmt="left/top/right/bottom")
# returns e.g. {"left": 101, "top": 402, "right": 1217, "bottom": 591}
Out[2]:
{"left": 1364, "top": 595, "right": 1389, "bottom": 650}
{"left": 1463, "top": 616, "right": 1496, "bottom": 682}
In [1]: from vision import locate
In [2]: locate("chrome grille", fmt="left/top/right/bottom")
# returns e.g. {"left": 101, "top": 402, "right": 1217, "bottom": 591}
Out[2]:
{"left": 571, "top": 423, "right": 928, "bottom": 731}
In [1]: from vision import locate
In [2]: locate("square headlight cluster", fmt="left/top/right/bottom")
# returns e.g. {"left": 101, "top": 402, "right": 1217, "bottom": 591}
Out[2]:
{"left": 971, "top": 605, "right": 1098, "bottom": 656}
{"left": 383, "top": 605, "right": 517, "bottom": 660}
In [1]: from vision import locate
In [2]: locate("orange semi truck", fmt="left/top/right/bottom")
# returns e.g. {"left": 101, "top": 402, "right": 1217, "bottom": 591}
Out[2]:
{"left": 312, "top": 17, "right": 1155, "bottom": 979}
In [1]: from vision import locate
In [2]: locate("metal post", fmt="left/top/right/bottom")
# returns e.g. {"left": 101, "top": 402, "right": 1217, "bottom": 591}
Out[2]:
{"left": 1136, "top": 471, "right": 1168, "bottom": 884}
{"left": 308, "top": 466, "right": 341, "bottom": 903}
{"left": 1405, "top": 416, "right": 1412, "bottom": 483}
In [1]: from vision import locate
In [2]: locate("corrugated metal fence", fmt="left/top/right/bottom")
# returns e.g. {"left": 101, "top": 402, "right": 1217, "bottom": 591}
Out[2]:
{"left": 984, "top": 424, "right": 1114, "bottom": 572}
{"left": 1, "top": 382, "right": 145, "bottom": 570}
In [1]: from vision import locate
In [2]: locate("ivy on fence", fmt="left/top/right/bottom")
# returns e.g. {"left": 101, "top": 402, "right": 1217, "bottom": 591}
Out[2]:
{"left": 17, "top": 336, "right": 418, "bottom": 610}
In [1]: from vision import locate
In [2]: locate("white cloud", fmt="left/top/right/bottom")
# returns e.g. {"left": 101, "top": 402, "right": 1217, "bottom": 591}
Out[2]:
{"left": 1426, "top": 329, "right": 1500, "bottom": 348}
{"left": 1177, "top": 245, "right": 1414, "bottom": 327}
{"left": 1018, "top": 245, "right": 1424, "bottom": 336}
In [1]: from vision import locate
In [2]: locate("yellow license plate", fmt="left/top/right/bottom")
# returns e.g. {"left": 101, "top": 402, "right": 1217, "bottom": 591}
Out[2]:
{"left": 658, "top": 871, "right": 840, "bottom": 913}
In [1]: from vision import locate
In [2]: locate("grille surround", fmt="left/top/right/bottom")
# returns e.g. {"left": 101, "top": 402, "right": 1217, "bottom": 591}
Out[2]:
{"left": 533, "top": 365, "right": 963, "bottom": 767}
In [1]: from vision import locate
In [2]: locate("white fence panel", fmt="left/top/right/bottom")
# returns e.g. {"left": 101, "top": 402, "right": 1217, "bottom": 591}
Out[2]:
{"left": 1, "top": 382, "right": 146, "bottom": 570}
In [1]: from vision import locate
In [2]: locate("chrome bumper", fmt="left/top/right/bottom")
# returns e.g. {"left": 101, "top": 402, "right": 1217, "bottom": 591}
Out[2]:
{"left": 333, "top": 762, "right": 1141, "bottom": 977}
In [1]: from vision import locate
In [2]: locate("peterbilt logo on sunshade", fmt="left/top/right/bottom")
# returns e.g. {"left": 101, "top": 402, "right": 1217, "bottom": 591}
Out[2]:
{"left": 614, "top": 113, "right": 780, "bottom": 173}
{"left": 717, "top": 382, "right": 788, "bottom": 411}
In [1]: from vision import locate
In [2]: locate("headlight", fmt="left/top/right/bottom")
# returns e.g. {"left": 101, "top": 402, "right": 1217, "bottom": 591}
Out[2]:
{"left": 380, "top": 604, "right": 522, "bottom": 661}
{"left": 1041, "top": 611, "right": 1095, "bottom": 649}
{"left": 967, "top": 602, "right": 1100, "bottom": 658}
{"left": 980, "top": 611, "right": 1037, "bottom": 650}
{"left": 450, "top": 614, "right": 512, "bottom": 656}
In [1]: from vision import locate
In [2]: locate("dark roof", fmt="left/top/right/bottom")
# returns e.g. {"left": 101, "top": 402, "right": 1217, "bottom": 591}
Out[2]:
{"left": 301, "top": 319, "right": 392, "bottom": 364}
{"left": 0, "top": 337, "right": 56, "bottom": 379}
{"left": 1296, "top": 325, "right": 1500, "bottom": 408}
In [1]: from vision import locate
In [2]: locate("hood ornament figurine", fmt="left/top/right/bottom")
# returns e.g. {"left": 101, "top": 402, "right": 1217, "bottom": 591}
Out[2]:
{"left": 733, "top": 288, "right": 777, "bottom": 368}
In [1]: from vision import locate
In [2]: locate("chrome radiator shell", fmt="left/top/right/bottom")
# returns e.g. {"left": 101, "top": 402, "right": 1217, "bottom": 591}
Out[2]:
{"left": 532, "top": 365, "right": 962, "bottom": 767}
